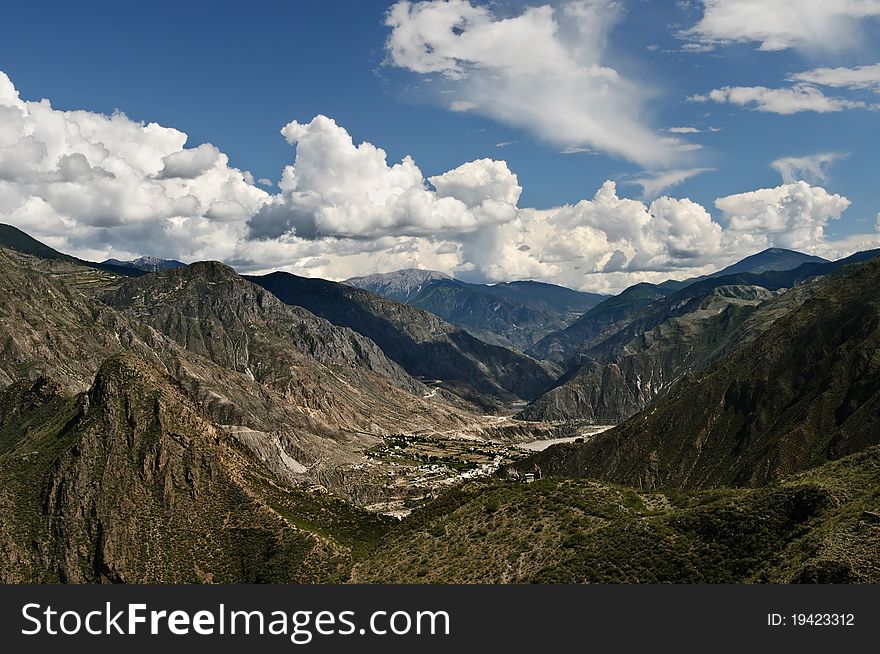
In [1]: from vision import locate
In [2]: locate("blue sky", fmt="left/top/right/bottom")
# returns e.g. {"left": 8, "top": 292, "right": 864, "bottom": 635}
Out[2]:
{"left": 1, "top": 1, "right": 879, "bottom": 292}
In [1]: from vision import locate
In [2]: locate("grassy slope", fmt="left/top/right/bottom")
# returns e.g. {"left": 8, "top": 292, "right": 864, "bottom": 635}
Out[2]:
{"left": 355, "top": 446, "right": 880, "bottom": 583}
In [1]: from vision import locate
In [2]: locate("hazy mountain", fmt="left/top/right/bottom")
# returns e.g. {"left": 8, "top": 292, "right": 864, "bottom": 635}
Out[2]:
{"left": 514, "top": 256, "right": 880, "bottom": 490}
{"left": 248, "top": 271, "right": 557, "bottom": 410}
{"left": 406, "top": 279, "right": 605, "bottom": 350}
{"left": 346, "top": 268, "right": 452, "bottom": 303}
{"left": 348, "top": 268, "right": 605, "bottom": 351}
{"left": 102, "top": 256, "right": 186, "bottom": 272}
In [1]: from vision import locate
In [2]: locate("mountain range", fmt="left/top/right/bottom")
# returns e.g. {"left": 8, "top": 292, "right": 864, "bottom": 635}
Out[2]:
{"left": 1, "top": 221, "right": 879, "bottom": 583}
{"left": 518, "top": 249, "right": 879, "bottom": 423}
{"left": 513, "top": 255, "right": 880, "bottom": 490}
{"left": 102, "top": 256, "right": 186, "bottom": 272}
{"left": 347, "top": 270, "right": 606, "bottom": 350}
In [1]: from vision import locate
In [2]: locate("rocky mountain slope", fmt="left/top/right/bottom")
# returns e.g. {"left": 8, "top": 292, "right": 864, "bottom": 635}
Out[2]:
{"left": 513, "top": 257, "right": 880, "bottom": 490}
{"left": 521, "top": 250, "right": 880, "bottom": 422}
{"left": 406, "top": 279, "right": 604, "bottom": 350}
{"left": 0, "top": 223, "right": 145, "bottom": 278}
{"left": 0, "top": 354, "right": 391, "bottom": 583}
{"left": 0, "top": 242, "right": 476, "bottom": 503}
{"left": 248, "top": 271, "right": 556, "bottom": 410}
{"left": 527, "top": 282, "right": 669, "bottom": 363}
{"left": 520, "top": 284, "right": 776, "bottom": 421}
{"left": 345, "top": 268, "right": 452, "bottom": 303}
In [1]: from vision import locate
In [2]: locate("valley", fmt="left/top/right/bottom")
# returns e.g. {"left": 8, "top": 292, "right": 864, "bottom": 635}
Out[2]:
{"left": 1, "top": 222, "right": 879, "bottom": 583}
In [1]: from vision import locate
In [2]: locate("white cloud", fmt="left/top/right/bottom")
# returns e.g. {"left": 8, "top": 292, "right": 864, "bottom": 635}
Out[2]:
{"left": 681, "top": 41, "right": 717, "bottom": 53}
{"left": 246, "top": 115, "right": 515, "bottom": 241}
{"left": 685, "top": 0, "right": 880, "bottom": 51}
{"left": 789, "top": 63, "right": 880, "bottom": 92}
{"left": 0, "top": 72, "right": 266, "bottom": 262}
{"left": 691, "top": 85, "right": 868, "bottom": 113}
{"left": 3, "top": 70, "right": 879, "bottom": 295}
{"left": 429, "top": 158, "right": 521, "bottom": 209}
{"left": 667, "top": 126, "right": 701, "bottom": 133}
{"left": 716, "top": 181, "right": 851, "bottom": 250}
{"left": 385, "top": 0, "right": 685, "bottom": 167}
{"left": 626, "top": 168, "right": 715, "bottom": 199}
{"left": 157, "top": 143, "right": 222, "bottom": 179}
{"left": 452, "top": 181, "right": 726, "bottom": 290}
{"left": 770, "top": 152, "right": 847, "bottom": 184}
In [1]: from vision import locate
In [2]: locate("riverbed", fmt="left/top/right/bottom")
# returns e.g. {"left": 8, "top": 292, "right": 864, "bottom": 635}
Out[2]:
{"left": 517, "top": 425, "right": 614, "bottom": 452}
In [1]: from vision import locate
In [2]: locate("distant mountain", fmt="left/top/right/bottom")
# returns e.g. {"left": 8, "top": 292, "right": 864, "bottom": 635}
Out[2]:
{"left": 520, "top": 284, "right": 776, "bottom": 422}
{"left": 346, "top": 268, "right": 452, "bottom": 303}
{"left": 102, "top": 256, "right": 186, "bottom": 272}
{"left": 521, "top": 250, "right": 880, "bottom": 422}
{"left": 529, "top": 248, "right": 830, "bottom": 363}
{"left": 407, "top": 279, "right": 606, "bottom": 350}
{"left": 655, "top": 248, "right": 829, "bottom": 293}
{"left": 527, "top": 282, "right": 668, "bottom": 363}
{"left": 248, "top": 271, "right": 557, "bottom": 410}
{"left": 348, "top": 268, "right": 605, "bottom": 351}
{"left": 514, "top": 255, "right": 880, "bottom": 490}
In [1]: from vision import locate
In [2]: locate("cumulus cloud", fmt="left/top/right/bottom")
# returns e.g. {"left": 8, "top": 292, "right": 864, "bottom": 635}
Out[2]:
{"left": 691, "top": 85, "right": 868, "bottom": 113}
{"left": 0, "top": 71, "right": 266, "bottom": 261}
{"left": 385, "top": 0, "right": 685, "bottom": 167}
{"left": 246, "top": 115, "right": 516, "bottom": 241}
{"left": 684, "top": 0, "right": 880, "bottom": 51}
{"left": 716, "top": 181, "right": 851, "bottom": 250}
{"left": 2, "top": 69, "right": 879, "bottom": 294}
{"left": 451, "top": 181, "right": 726, "bottom": 290}
{"left": 771, "top": 152, "right": 847, "bottom": 184}
{"left": 157, "top": 143, "right": 222, "bottom": 179}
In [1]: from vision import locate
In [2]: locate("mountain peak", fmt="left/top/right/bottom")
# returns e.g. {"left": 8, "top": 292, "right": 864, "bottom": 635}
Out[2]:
{"left": 184, "top": 260, "right": 237, "bottom": 277}
{"left": 345, "top": 268, "right": 453, "bottom": 303}
{"left": 712, "top": 248, "right": 828, "bottom": 278}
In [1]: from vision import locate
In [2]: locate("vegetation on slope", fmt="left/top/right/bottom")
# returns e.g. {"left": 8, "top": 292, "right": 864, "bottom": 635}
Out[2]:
{"left": 356, "top": 447, "right": 880, "bottom": 583}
